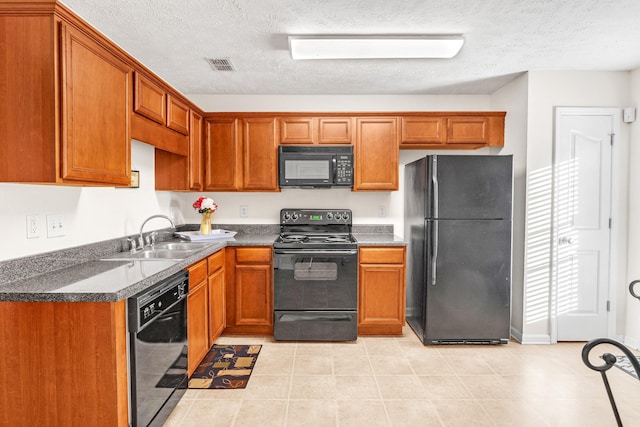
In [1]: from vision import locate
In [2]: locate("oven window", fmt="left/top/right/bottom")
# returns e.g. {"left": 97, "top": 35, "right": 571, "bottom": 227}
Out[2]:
{"left": 294, "top": 258, "right": 338, "bottom": 280}
{"left": 285, "top": 160, "right": 330, "bottom": 180}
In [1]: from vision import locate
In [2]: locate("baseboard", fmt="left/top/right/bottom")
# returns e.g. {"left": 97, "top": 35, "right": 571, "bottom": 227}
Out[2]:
{"left": 510, "top": 326, "right": 523, "bottom": 343}
{"left": 622, "top": 335, "right": 640, "bottom": 350}
{"left": 519, "top": 333, "right": 552, "bottom": 344}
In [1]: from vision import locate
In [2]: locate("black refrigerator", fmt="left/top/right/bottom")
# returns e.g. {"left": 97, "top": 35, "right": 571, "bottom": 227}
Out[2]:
{"left": 404, "top": 155, "right": 513, "bottom": 344}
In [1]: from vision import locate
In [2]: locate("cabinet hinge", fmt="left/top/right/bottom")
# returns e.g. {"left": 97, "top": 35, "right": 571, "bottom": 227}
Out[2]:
{"left": 609, "top": 218, "right": 612, "bottom": 229}
{"left": 607, "top": 300, "right": 611, "bottom": 312}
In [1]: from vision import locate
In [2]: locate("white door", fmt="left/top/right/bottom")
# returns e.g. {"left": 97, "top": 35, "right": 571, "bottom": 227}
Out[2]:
{"left": 554, "top": 108, "right": 614, "bottom": 341}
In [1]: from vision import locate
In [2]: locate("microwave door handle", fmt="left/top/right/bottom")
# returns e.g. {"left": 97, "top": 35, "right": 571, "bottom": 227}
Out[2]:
{"left": 332, "top": 157, "right": 337, "bottom": 183}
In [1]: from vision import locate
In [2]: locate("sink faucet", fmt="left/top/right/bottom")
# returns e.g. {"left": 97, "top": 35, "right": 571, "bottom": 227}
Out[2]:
{"left": 137, "top": 214, "right": 175, "bottom": 250}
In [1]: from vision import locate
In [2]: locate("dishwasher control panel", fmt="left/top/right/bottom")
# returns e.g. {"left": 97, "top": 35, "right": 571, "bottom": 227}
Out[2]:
{"left": 128, "top": 270, "right": 189, "bottom": 331}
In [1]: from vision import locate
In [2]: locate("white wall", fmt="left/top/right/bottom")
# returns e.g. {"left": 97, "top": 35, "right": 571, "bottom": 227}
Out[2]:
{"left": 625, "top": 69, "right": 640, "bottom": 349}
{"left": 521, "top": 71, "right": 631, "bottom": 343}
{"left": 0, "top": 141, "right": 175, "bottom": 261}
{"left": 490, "top": 74, "right": 529, "bottom": 340}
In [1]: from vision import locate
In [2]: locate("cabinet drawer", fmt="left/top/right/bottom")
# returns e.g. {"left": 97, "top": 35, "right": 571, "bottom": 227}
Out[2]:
{"left": 208, "top": 249, "right": 225, "bottom": 273}
{"left": 236, "top": 247, "right": 272, "bottom": 264}
{"left": 187, "top": 259, "right": 208, "bottom": 284}
{"left": 359, "top": 247, "right": 405, "bottom": 264}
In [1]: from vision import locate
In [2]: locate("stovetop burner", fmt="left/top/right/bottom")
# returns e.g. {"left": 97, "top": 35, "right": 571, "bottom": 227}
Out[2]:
{"left": 275, "top": 208, "right": 357, "bottom": 249}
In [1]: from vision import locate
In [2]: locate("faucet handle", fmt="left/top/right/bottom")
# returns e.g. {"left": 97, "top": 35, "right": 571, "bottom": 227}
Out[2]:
{"left": 126, "top": 238, "right": 138, "bottom": 253}
{"left": 146, "top": 231, "right": 159, "bottom": 246}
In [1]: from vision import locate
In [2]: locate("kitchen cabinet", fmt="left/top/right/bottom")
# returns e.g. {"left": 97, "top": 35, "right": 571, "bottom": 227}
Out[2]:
{"left": 188, "top": 110, "right": 205, "bottom": 190}
{"left": 187, "top": 259, "right": 209, "bottom": 376}
{"left": 358, "top": 246, "right": 406, "bottom": 335}
{"left": 157, "top": 108, "right": 204, "bottom": 192}
{"left": 279, "top": 116, "right": 352, "bottom": 145}
{"left": 399, "top": 112, "right": 506, "bottom": 149}
{"left": 0, "top": 300, "right": 129, "bottom": 426}
{"left": 0, "top": 7, "right": 132, "bottom": 186}
{"left": 207, "top": 249, "right": 226, "bottom": 345}
{"left": 204, "top": 116, "right": 279, "bottom": 191}
{"left": 131, "top": 71, "right": 189, "bottom": 156}
{"left": 354, "top": 117, "right": 399, "bottom": 191}
{"left": 224, "top": 247, "right": 273, "bottom": 335}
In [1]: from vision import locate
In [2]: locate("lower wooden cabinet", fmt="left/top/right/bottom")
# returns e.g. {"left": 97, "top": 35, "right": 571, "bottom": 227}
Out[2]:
{"left": 358, "top": 246, "right": 406, "bottom": 335}
{"left": 224, "top": 246, "right": 273, "bottom": 335}
{"left": 207, "top": 249, "right": 226, "bottom": 345}
{"left": 186, "top": 259, "right": 209, "bottom": 376}
{"left": 186, "top": 249, "right": 227, "bottom": 374}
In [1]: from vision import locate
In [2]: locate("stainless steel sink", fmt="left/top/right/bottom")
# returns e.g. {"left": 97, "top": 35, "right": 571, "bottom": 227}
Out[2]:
{"left": 101, "top": 241, "right": 211, "bottom": 261}
{"left": 153, "top": 242, "right": 211, "bottom": 251}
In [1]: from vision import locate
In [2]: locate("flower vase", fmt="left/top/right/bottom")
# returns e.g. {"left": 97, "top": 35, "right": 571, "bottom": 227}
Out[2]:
{"left": 200, "top": 212, "right": 212, "bottom": 235}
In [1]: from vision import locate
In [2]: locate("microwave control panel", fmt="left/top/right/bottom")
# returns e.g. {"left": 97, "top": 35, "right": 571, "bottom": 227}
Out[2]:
{"left": 336, "top": 154, "right": 353, "bottom": 185}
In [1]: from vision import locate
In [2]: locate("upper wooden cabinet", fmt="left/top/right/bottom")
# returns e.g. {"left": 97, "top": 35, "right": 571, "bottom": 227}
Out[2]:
{"left": 204, "top": 116, "right": 279, "bottom": 192}
{"left": 354, "top": 117, "right": 399, "bottom": 191}
{"left": 0, "top": 8, "right": 132, "bottom": 186}
{"left": 400, "top": 112, "right": 505, "bottom": 149}
{"left": 188, "top": 110, "right": 204, "bottom": 190}
{"left": 131, "top": 71, "right": 189, "bottom": 155}
{"left": 279, "top": 117, "right": 352, "bottom": 145}
{"left": 133, "top": 72, "right": 166, "bottom": 124}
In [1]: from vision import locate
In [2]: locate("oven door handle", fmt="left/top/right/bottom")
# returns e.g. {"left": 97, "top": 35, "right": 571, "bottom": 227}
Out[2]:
{"left": 278, "top": 314, "right": 354, "bottom": 322}
{"left": 274, "top": 249, "right": 358, "bottom": 255}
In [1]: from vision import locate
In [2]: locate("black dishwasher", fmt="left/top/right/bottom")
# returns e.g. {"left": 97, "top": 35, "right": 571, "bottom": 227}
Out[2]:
{"left": 128, "top": 270, "right": 189, "bottom": 427}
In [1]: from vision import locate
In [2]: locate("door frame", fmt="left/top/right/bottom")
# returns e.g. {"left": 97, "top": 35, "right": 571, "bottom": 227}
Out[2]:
{"left": 551, "top": 107, "right": 621, "bottom": 343}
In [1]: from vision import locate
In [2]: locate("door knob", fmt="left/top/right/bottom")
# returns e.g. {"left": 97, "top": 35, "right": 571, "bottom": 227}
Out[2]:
{"left": 630, "top": 280, "right": 640, "bottom": 300}
{"left": 559, "top": 236, "right": 575, "bottom": 245}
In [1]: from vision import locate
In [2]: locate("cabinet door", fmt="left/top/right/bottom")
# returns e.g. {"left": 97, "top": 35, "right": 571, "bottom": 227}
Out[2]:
{"left": 187, "top": 280, "right": 209, "bottom": 376}
{"left": 242, "top": 118, "right": 278, "bottom": 190}
{"left": 318, "top": 117, "right": 352, "bottom": 144}
{"left": 59, "top": 22, "right": 131, "bottom": 185}
{"left": 167, "top": 94, "right": 190, "bottom": 135}
{"left": 446, "top": 116, "right": 489, "bottom": 144}
{"left": 279, "top": 117, "right": 315, "bottom": 144}
{"left": 208, "top": 268, "right": 226, "bottom": 345}
{"left": 204, "top": 118, "right": 241, "bottom": 190}
{"left": 234, "top": 264, "right": 273, "bottom": 327}
{"left": 358, "top": 247, "right": 406, "bottom": 335}
{"left": 189, "top": 110, "right": 204, "bottom": 190}
{"left": 354, "top": 117, "right": 399, "bottom": 191}
{"left": 133, "top": 72, "right": 166, "bottom": 124}
{"left": 187, "top": 260, "right": 209, "bottom": 375}
{"left": 400, "top": 116, "right": 446, "bottom": 146}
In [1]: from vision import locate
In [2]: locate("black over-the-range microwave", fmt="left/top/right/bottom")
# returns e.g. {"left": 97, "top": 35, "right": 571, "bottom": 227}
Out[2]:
{"left": 278, "top": 146, "right": 354, "bottom": 188}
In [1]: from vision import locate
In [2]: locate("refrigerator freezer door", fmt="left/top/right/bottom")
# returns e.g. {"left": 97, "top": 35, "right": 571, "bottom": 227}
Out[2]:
{"left": 428, "top": 155, "right": 513, "bottom": 220}
{"left": 424, "top": 219, "right": 511, "bottom": 343}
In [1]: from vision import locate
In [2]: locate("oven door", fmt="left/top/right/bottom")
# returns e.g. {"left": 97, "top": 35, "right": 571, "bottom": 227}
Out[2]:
{"left": 273, "top": 248, "right": 358, "bottom": 341}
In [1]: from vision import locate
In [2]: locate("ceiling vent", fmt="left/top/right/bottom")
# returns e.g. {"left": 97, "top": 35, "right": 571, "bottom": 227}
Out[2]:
{"left": 205, "top": 57, "right": 236, "bottom": 71}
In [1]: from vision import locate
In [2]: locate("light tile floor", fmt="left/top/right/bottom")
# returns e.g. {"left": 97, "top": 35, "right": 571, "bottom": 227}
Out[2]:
{"left": 164, "top": 326, "right": 640, "bottom": 426}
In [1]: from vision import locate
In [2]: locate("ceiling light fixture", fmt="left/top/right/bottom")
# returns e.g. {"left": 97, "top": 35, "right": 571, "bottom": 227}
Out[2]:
{"left": 288, "top": 35, "right": 464, "bottom": 60}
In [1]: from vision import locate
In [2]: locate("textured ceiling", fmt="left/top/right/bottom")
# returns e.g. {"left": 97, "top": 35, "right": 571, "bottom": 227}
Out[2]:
{"left": 60, "top": 0, "right": 640, "bottom": 95}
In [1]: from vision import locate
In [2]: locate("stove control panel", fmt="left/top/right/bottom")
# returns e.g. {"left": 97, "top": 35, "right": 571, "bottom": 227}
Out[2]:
{"left": 280, "top": 209, "right": 352, "bottom": 225}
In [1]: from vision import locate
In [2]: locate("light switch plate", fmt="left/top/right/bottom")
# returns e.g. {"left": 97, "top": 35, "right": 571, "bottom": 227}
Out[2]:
{"left": 46, "top": 214, "right": 65, "bottom": 238}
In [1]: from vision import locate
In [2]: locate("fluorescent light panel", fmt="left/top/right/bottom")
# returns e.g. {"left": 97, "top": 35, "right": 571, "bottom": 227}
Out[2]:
{"left": 289, "top": 35, "right": 464, "bottom": 60}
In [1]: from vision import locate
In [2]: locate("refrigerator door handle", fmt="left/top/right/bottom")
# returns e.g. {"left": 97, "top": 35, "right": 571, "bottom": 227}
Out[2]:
{"left": 432, "top": 156, "right": 439, "bottom": 218}
{"left": 431, "top": 156, "right": 439, "bottom": 286}
{"left": 431, "top": 220, "right": 438, "bottom": 285}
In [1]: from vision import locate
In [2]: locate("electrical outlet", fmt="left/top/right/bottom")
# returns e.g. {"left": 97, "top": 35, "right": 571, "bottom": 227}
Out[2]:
{"left": 240, "top": 205, "right": 249, "bottom": 218}
{"left": 378, "top": 206, "right": 386, "bottom": 217}
{"left": 26, "top": 215, "right": 40, "bottom": 239}
{"left": 46, "top": 214, "right": 66, "bottom": 238}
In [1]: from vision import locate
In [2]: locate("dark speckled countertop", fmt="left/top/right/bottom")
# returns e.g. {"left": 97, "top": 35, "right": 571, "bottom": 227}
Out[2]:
{"left": 0, "top": 224, "right": 404, "bottom": 303}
